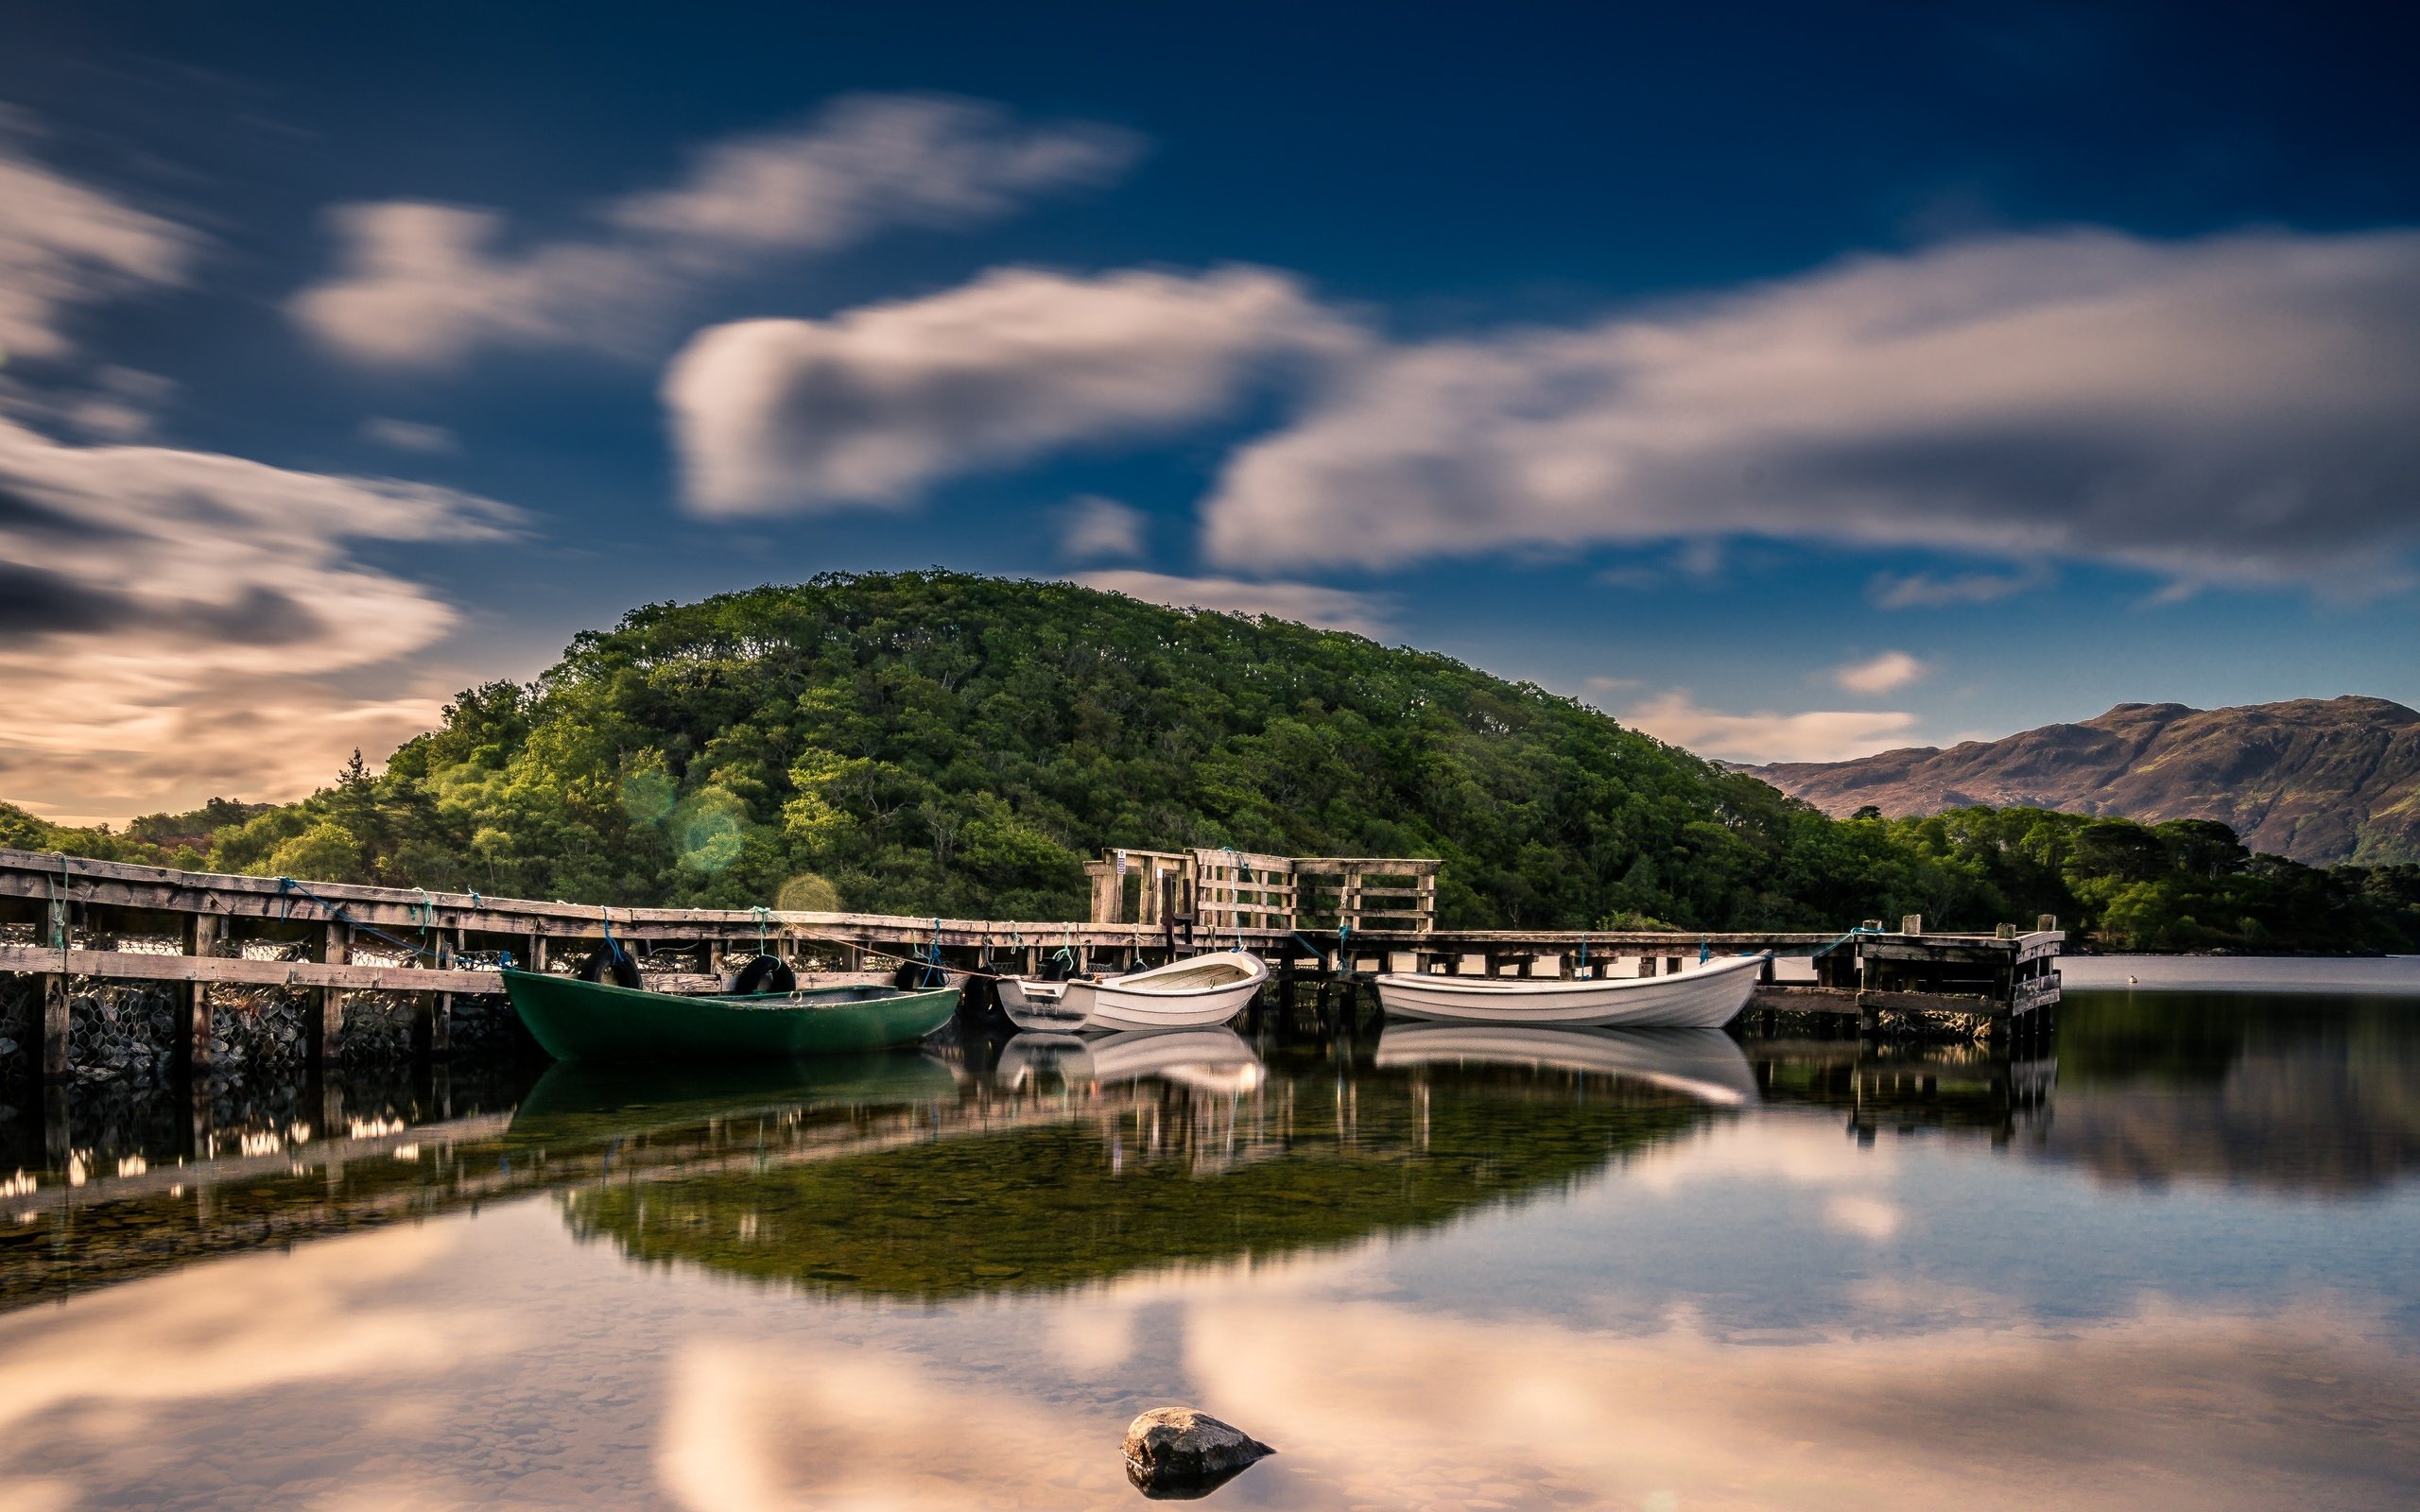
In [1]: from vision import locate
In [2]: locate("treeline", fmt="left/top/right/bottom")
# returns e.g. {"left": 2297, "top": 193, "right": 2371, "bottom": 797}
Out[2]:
{"left": 5, "top": 572, "right": 2414, "bottom": 954}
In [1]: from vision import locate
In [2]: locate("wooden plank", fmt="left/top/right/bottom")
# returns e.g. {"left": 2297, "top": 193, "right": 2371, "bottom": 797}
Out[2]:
{"left": 0, "top": 944, "right": 499, "bottom": 993}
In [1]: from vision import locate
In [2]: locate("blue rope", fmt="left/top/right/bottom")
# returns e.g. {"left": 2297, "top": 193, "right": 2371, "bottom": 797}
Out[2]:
{"left": 1809, "top": 923, "right": 1884, "bottom": 959}
{"left": 275, "top": 875, "right": 445, "bottom": 962}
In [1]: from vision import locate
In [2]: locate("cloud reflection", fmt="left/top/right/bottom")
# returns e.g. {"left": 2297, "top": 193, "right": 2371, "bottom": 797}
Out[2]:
{"left": 0, "top": 1225, "right": 509, "bottom": 1439}
{"left": 657, "top": 1340, "right": 1134, "bottom": 1511}
{"left": 1184, "top": 1296, "right": 2420, "bottom": 1509}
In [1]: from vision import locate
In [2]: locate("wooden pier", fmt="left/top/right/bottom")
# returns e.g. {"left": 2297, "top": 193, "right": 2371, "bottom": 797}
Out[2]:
{"left": 0, "top": 847, "right": 2060, "bottom": 1077}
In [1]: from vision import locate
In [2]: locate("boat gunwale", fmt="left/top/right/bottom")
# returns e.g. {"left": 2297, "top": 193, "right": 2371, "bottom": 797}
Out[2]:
{"left": 1371, "top": 952, "right": 1769, "bottom": 997}
{"left": 499, "top": 967, "right": 957, "bottom": 1015}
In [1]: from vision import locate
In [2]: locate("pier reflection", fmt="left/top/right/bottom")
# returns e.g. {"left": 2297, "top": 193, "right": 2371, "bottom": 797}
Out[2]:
{"left": 7, "top": 987, "right": 2414, "bottom": 1319}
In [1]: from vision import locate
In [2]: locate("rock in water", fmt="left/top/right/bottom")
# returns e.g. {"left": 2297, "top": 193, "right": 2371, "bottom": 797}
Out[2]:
{"left": 1122, "top": 1407, "right": 1274, "bottom": 1498}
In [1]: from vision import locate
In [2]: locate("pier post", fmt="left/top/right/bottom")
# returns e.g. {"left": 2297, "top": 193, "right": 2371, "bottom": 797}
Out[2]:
{"left": 308, "top": 920, "right": 349, "bottom": 1066}
{"left": 39, "top": 973, "right": 68, "bottom": 1081}
{"left": 182, "top": 912, "right": 218, "bottom": 1074}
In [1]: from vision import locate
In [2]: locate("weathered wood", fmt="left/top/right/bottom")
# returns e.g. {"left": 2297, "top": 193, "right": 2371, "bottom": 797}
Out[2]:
{"left": 0, "top": 944, "right": 499, "bottom": 993}
{"left": 182, "top": 912, "right": 217, "bottom": 1073}
{"left": 40, "top": 974, "right": 67, "bottom": 1080}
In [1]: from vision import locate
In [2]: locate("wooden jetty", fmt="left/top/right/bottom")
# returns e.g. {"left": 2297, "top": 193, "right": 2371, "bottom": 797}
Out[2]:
{"left": 0, "top": 847, "right": 2060, "bottom": 1077}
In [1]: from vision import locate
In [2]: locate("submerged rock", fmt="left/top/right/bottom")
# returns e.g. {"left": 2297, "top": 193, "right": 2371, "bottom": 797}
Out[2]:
{"left": 1122, "top": 1407, "right": 1274, "bottom": 1499}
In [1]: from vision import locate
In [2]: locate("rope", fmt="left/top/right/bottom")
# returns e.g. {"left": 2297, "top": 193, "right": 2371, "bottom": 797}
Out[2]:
{"left": 1809, "top": 923, "right": 1884, "bottom": 959}
{"left": 273, "top": 875, "right": 446, "bottom": 963}
{"left": 52, "top": 851, "right": 70, "bottom": 969}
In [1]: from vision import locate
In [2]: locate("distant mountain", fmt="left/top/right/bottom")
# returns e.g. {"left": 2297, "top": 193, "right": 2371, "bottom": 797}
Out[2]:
{"left": 1745, "top": 696, "right": 2420, "bottom": 867}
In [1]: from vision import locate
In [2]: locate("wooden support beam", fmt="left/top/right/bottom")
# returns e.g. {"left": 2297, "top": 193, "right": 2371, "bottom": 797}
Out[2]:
{"left": 182, "top": 913, "right": 218, "bottom": 1074}
{"left": 39, "top": 973, "right": 68, "bottom": 1081}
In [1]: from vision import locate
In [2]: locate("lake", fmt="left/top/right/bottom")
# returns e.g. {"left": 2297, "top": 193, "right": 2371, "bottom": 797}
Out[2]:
{"left": 1, "top": 974, "right": 2415, "bottom": 1510}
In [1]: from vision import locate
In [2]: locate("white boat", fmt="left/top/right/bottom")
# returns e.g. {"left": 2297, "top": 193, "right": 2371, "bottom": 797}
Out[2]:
{"left": 1373, "top": 951, "right": 1769, "bottom": 1028}
{"left": 996, "top": 949, "right": 1269, "bottom": 1031}
{"left": 1374, "top": 1023, "right": 1758, "bottom": 1106}
{"left": 996, "top": 1027, "right": 1265, "bottom": 1095}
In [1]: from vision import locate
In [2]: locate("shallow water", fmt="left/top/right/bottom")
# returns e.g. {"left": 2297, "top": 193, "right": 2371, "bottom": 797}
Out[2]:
{"left": 0, "top": 986, "right": 2415, "bottom": 1510}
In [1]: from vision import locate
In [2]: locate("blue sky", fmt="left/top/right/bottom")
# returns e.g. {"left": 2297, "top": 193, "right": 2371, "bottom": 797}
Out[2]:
{"left": 3, "top": 2, "right": 2416, "bottom": 821}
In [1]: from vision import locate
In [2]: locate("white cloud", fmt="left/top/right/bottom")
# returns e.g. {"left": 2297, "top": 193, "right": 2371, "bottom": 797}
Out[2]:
{"left": 1834, "top": 650, "right": 1928, "bottom": 694}
{"left": 1077, "top": 570, "right": 1393, "bottom": 639}
{"left": 359, "top": 416, "right": 458, "bottom": 454}
{"left": 0, "top": 138, "right": 196, "bottom": 367}
{"left": 1201, "top": 229, "right": 2420, "bottom": 594}
{"left": 288, "top": 94, "right": 1144, "bottom": 370}
{"left": 1868, "top": 565, "right": 2048, "bottom": 609}
{"left": 665, "top": 265, "right": 1361, "bottom": 516}
{"left": 1623, "top": 691, "right": 1921, "bottom": 764}
{"left": 1059, "top": 494, "right": 1146, "bottom": 560}
{"left": 0, "top": 415, "right": 520, "bottom": 821}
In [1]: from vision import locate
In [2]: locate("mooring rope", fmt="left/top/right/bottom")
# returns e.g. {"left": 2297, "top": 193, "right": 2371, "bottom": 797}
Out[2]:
{"left": 272, "top": 875, "right": 450, "bottom": 964}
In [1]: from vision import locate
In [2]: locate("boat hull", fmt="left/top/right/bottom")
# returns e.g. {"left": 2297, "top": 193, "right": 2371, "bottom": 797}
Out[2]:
{"left": 1373, "top": 952, "right": 1767, "bottom": 1028}
{"left": 999, "top": 950, "right": 1269, "bottom": 1031}
{"left": 502, "top": 968, "right": 959, "bottom": 1062}
{"left": 996, "top": 976, "right": 1092, "bottom": 1032}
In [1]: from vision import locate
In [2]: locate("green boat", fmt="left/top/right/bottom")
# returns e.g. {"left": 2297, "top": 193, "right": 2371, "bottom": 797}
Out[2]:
{"left": 500, "top": 967, "right": 960, "bottom": 1063}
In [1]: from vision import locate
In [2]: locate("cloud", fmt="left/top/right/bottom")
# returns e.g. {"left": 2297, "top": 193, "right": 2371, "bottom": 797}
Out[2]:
{"left": 1834, "top": 650, "right": 1928, "bottom": 694}
{"left": 1058, "top": 493, "right": 1146, "bottom": 560}
{"left": 1201, "top": 229, "right": 2420, "bottom": 594}
{"left": 666, "top": 265, "right": 1360, "bottom": 515}
{"left": 1077, "top": 569, "right": 1393, "bottom": 638}
{"left": 1868, "top": 565, "right": 2048, "bottom": 609}
{"left": 1623, "top": 691, "right": 1921, "bottom": 763}
{"left": 359, "top": 417, "right": 457, "bottom": 454}
{"left": 288, "top": 94, "right": 1144, "bottom": 370}
{"left": 0, "top": 415, "right": 520, "bottom": 821}
{"left": 0, "top": 137, "right": 197, "bottom": 367}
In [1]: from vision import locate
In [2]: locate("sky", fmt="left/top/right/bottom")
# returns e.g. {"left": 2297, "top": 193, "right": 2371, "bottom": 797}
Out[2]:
{"left": 3, "top": 1, "right": 2417, "bottom": 824}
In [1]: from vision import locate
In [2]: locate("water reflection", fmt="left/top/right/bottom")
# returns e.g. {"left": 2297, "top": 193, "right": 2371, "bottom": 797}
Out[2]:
{"left": 1377, "top": 1023, "right": 1759, "bottom": 1106}
{"left": 2042, "top": 989, "right": 2420, "bottom": 1194}
{"left": 996, "top": 1026, "right": 1266, "bottom": 1095}
{"left": 0, "top": 988, "right": 2414, "bottom": 1509}
{"left": 560, "top": 1024, "right": 1726, "bottom": 1302}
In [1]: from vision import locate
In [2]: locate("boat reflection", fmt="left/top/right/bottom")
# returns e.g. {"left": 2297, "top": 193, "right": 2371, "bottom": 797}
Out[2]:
{"left": 995, "top": 1026, "right": 1265, "bottom": 1095}
{"left": 508, "top": 1052, "right": 961, "bottom": 1138}
{"left": 1376, "top": 1023, "right": 1758, "bottom": 1106}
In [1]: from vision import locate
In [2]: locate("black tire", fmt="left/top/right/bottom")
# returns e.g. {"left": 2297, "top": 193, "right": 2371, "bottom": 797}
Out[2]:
{"left": 728, "top": 954, "right": 797, "bottom": 994}
{"left": 575, "top": 946, "right": 643, "bottom": 989}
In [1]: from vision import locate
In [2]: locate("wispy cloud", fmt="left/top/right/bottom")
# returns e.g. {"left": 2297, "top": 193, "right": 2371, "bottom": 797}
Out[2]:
{"left": 1867, "top": 565, "right": 2048, "bottom": 609}
{"left": 359, "top": 417, "right": 457, "bottom": 454}
{"left": 1623, "top": 690, "right": 1921, "bottom": 764}
{"left": 1059, "top": 495, "right": 1147, "bottom": 561}
{"left": 1076, "top": 570, "right": 1392, "bottom": 639}
{"left": 288, "top": 94, "right": 1144, "bottom": 370}
{"left": 0, "top": 133, "right": 197, "bottom": 367}
{"left": 1200, "top": 229, "right": 2420, "bottom": 596}
{"left": 0, "top": 415, "right": 520, "bottom": 821}
{"left": 666, "top": 265, "right": 1360, "bottom": 516}
{"left": 1834, "top": 650, "right": 1928, "bottom": 694}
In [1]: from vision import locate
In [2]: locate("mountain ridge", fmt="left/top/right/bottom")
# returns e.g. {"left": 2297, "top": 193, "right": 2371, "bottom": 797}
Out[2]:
{"left": 1746, "top": 695, "right": 2420, "bottom": 866}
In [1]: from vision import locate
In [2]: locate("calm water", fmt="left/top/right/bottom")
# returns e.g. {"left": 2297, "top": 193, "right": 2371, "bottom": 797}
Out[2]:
{"left": 1, "top": 980, "right": 2416, "bottom": 1510}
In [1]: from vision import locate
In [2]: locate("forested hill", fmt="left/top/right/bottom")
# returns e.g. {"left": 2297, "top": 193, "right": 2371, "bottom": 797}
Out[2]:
{"left": 233, "top": 571, "right": 1886, "bottom": 930}
{"left": 6, "top": 572, "right": 2417, "bottom": 952}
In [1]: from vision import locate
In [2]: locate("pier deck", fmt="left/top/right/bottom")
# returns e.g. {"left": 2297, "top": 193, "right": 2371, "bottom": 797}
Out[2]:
{"left": 1, "top": 847, "right": 2059, "bottom": 1075}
